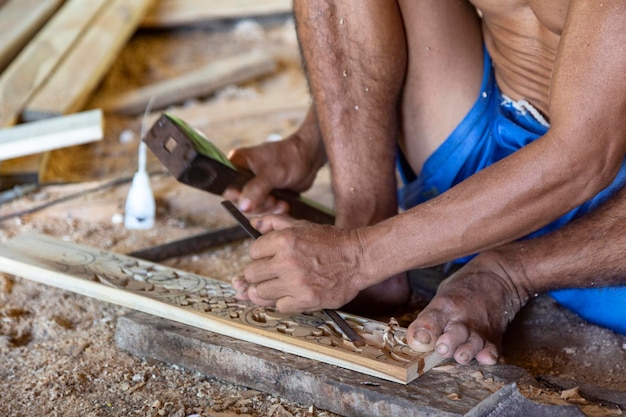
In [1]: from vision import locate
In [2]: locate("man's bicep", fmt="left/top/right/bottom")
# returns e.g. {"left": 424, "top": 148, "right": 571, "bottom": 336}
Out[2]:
{"left": 546, "top": 1, "right": 626, "bottom": 193}
{"left": 548, "top": 1, "right": 626, "bottom": 149}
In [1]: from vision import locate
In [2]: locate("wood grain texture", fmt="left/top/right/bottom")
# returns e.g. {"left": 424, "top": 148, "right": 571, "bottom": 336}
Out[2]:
{"left": 91, "top": 50, "right": 277, "bottom": 115}
{"left": 142, "top": 0, "right": 292, "bottom": 28}
{"left": 0, "top": 0, "right": 64, "bottom": 73}
{"left": 0, "top": 109, "right": 103, "bottom": 160}
{"left": 0, "top": 0, "right": 109, "bottom": 127}
{"left": 0, "top": 233, "right": 442, "bottom": 384}
{"left": 21, "top": 0, "right": 155, "bottom": 122}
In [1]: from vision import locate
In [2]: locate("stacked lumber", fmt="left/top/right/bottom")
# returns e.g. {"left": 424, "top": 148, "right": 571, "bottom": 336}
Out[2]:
{"left": 0, "top": 0, "right": 155, "bottom": 127}
{"left": 21, "top": 0, "right": 155, "bottom": 122}
{"left": 0, "top": 0, "right": 291, "bottom": 163}
{"left": 0, "top": 0, "right": 155, "bottom": 159}
{"left": 0, "top": 0, "right": 64, "bottom": 73}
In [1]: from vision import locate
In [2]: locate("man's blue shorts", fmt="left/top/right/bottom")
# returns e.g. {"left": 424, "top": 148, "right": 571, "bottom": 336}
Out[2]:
{"left": 397, "top": 49, "right": 626, "bottom": 335}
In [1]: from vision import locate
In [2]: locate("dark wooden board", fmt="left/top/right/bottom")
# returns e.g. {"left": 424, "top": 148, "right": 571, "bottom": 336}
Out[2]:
{"left": 115, "top": 311, "right": 536, "bottom": 417}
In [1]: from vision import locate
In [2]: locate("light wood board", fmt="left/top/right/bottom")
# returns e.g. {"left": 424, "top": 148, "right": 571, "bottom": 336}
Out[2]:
{"left": 0, "top": 0, "right": 109, "bottom": 127}
{"left": 142, "top": 0, "right": 292, "bottom": 28}
{"left": 145, "top": 78, "right": 311, "bottom": 129}
{"left": 0, "top": 233, "right": 442, "bottom": 384}
{"left": 0, "top": 109, "right": 103, "bottom": 161}
{"left": 90, "top": 49, "right": 278, "bottom": 115}
{"left": 0, "top": 0, "right": 64, "bottom": 73}
{"left": 21, "top": 0, "right": 155, "bottom": 122}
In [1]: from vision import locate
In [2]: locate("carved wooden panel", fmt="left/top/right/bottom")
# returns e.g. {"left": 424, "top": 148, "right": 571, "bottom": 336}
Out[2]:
{"left": 0, "top": 233, "right": 442, "bottom": 383}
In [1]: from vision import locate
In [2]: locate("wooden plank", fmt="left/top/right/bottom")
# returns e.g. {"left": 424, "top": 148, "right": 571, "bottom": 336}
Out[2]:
{"left": 91, "top": 50, "right": 278, "bottom": 116}
{"left": 21, "top": 0, "right": 155, "bottom": 122}
{"left": 142, "top": 0, "right": 292, "bottom": 28}
{"left": 0, "top": 109, "right": 103, "bottom": 161}
{"left": 0, "top": 233, "right": 442, "bottom": 384}
{"left": 147, "top": 80, "right": 311, "bottom": 129}
{"left": 116, "top": 312, "right": 516, "bottom": 417}
{"left": 0, "top": 0, "right": 64, "bottom": 73}
{"left": 0, "top": 0, "right": 109, "bottom": 127}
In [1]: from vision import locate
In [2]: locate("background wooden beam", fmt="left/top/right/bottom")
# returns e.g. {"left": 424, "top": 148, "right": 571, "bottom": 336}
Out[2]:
{"left": 142, "top": 0, "right": 292, "bottom": 28}
{"left": 90, "top": 49, "right": 277, "bottom": 115}
{"left": 0, "top": 0, "right": 108, "bottom": 127}
{"left": 21, "top": 0, "right": 155, "bottom": 122}
{"left": 0, "top": 0, "right": 64, "bottom": 73}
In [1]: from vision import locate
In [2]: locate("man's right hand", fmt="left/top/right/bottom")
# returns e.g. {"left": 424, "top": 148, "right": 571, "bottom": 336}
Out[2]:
{"left": 223, "top": 109, "right": 326, "bottom": 215}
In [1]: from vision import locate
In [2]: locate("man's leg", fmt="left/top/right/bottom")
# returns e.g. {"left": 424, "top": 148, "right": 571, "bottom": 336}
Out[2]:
{"left": 293, "top": 1, "right": 484, "bottom": 311}
{"left": 407, "top": 186, "right": 626, "bottom": 364}
{"left": 398, "top": 0, "right": 484, "bottom": 174}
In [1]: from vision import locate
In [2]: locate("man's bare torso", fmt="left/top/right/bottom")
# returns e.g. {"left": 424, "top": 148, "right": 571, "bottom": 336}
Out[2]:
{"left": 470, "top": 0, "right": 569, "bottom": 118}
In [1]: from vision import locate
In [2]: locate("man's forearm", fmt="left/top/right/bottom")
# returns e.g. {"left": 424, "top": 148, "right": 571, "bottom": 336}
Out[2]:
{"left": 294, "top": 0, "right": 407, "bottom": 228}
{"left": 494, "top": 186, "right": 626, "bottom": 294}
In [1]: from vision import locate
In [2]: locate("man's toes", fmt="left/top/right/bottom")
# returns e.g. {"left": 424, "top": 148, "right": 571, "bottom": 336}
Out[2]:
{"left": 475, "top": 342, "right": 499, "bottom": 365}
{"left": 410, "top": 329, "right": 437, "bottom": 352}
{"left": 453, "top": 334, "right": 485, "bottom": 365}
{"left": 434, "top": 322, "right": 470, "bottom": 358}
{"left": 407, "top": 312, "right": 447, "bottom": 352}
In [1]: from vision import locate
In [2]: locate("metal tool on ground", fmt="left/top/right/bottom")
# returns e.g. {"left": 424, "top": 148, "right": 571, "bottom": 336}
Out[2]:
{"left": 143, "top": 113, "right": 335, "bottom": 225}
{"left": 128, "top": 225, "right": 249, "bottom": 262}
{"left": 220, "top": 200, "right": 363, "bottom": 344}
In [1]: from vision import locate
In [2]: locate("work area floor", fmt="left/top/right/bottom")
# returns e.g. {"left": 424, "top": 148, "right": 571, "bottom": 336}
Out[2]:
{"left": 1, "top": 18, "right": 625, "bottom": 417}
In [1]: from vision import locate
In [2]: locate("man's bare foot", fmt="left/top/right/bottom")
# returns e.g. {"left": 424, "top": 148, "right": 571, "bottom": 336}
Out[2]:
{"left": 406, "top": 254, "right": 531, "bottom": 365}
{"left": 343, "top": 273, "right": 411, "bottom": 316}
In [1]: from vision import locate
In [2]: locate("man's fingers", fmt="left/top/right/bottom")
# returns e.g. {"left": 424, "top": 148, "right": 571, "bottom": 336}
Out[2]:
{"left": 223, "top": 187, "right": 241, "bottom": 203}
{"left": 246, "top": 284, "right": 308, "bottom": 313}
{"left": 238, "top": 177, "right": 276, "bottom": 212}
{"left": 232, "top": 275, "right": 250, "bottom": 300}
{"left": 246, "top": 285, "right": 277, "bottom": 307}
{"left": 275, "top": 296, "right": 307, "bottom": 314}
{"left": 228, "top": 148, "right": 282, "bottom": 213}
{"left": 253, "top": 278, "right": 293, "bottom": 301}
{"left": 250, "top": 214, "right": 298, "bottom": 234}
{"left": 263, "top": 199, "right": 289, "bottom": 215}
{"left": 243, "top": 257, "right": 278, "bottom": 284}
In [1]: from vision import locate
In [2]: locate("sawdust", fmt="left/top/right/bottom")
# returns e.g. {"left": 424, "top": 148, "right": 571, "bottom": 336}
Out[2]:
{"left": 0, "top": 15, "right": 625, "bottom": 417}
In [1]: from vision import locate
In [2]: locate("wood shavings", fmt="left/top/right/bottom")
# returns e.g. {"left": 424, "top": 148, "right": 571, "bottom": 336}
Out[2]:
{"left": 432, "top": 364, "right": 457, "bottom": 372}
{"left": 560, "top": 386, "right": 588, "bottom": 405}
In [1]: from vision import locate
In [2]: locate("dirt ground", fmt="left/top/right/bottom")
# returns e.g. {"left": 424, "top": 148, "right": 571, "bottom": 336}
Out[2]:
{"left": 1, "top": 16, "right": 625, "bottom": 417}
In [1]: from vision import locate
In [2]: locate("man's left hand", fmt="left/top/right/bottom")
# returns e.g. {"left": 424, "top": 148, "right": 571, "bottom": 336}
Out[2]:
{"left": 235, "top": 215, "right": 365, "bottom": 313}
